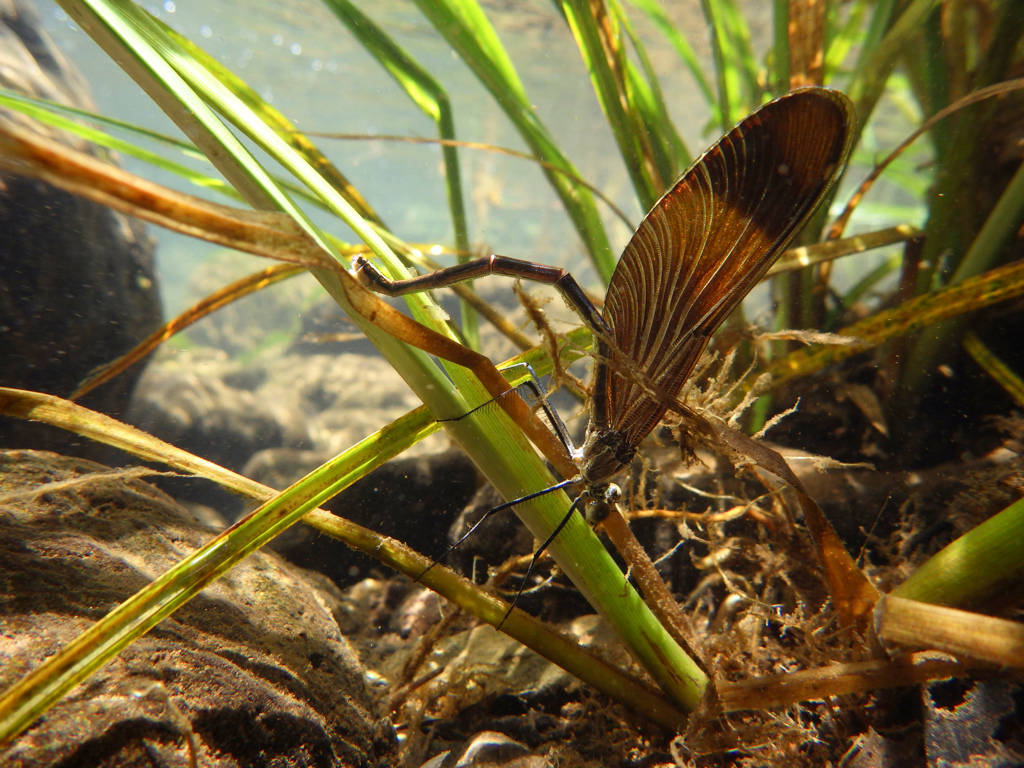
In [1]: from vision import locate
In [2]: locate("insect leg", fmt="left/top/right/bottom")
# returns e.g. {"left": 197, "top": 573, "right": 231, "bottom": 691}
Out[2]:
{"left": 499, "top": 493, "right": 586, "bottom": 627}
{"left": 418, "top": 477, "right": 577, "bottom": 580}
{"left": 430, "top": 361, "right": 577, "bottom": 458}
{"left": 352, "top": 254, "right": 612, "bottom": 339}
{"left": 497, "top": 362, "right": 578, "bottom": 459}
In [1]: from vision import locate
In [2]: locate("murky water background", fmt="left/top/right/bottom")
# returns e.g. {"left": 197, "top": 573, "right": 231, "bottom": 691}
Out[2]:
{"left": 30, "top": 1, "right": 709, "bottom": 312}
{"left": 30, "top": 0, "right": 919, "bottom": 323}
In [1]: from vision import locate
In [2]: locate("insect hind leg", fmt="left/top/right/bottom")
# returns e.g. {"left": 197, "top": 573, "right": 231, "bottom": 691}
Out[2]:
{"left": 437, "top": 362, "right": 579, "bottom": 459}
{"left": 497, "top": 492, "right": 586, "bottom": 627}
{"left": 417, "top": 477, "right": 576, "bottom": 581}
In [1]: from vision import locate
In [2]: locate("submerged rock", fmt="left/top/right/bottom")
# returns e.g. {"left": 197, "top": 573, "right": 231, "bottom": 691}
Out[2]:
{"left": 0, "top": 0, "right": 162, "bottom": 458}
{"left": 0, "top": 450, "right": 392, "bottom": 767}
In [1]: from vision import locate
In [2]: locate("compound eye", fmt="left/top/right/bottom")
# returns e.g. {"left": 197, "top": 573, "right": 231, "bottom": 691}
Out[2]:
{"left": 584, "top": 497, "right": 611, "bottom": 524}
{"left": 584, "top": 484, "right": 621, "bottom": 524}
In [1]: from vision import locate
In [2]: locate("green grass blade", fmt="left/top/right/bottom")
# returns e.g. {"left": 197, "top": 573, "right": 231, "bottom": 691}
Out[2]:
{"left": 620, "top": 59, "right": 682, "bottom": 186}
{"left": 322, "top": 0, "right": 477, "bottom": 346}
{"left": 610, "top": 0, "right": 689, "bottom": 180}
{"left": 763, "top": 258, "right": 1024, "bottom": 390}
{"left": 154, "top": 0, "right": 701, "bottom": 708}
{"left": 895, "top": 144, "right": 1024, "bottom": 406}
{"left": 700, "top": 0, "right": 760, "bottom": 127}
{"left": 0, "top": 87, "right": 372, "bottom": 217}
{"left": 771, "top": 0, "right": 789, "bottom": 92}
{"left": 626, "top": 0, "right": 716, "bottom": 127}
{"left": 847, "top": 0, "right": 941, "bottom": 125}
{"left": 558, "top": 0, "right": 659, "bottom": 208}
{"left": 825, "top": 0, "right": 870, "bottom": 79}
{"left": 151, "top": 14, "right": 385, "bottom": 227}
{"left": 700, "top": 0, "right": 731, "bottom": 127}
{"left": 892, "top": 496, "right": 1024, "bottom": 610}
{"left": 411, "top": 0, "right": 617, "bottom": 281}
{"left": 0, "top": 86, "right": 206, "bottom": 158}
{"left": 0, "top": 86, "right": 239, "bottom": 199}
{"left": 963, "top": 332, "right": 1024, "bottom": 409}
{"left": 949, "top": 151, "right": 1024, "bottom": 285}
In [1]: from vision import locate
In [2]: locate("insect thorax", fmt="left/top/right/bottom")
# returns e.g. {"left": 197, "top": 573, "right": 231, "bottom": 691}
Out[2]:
{"left": 578, "top": 425, "right": 636, "bottom": 488}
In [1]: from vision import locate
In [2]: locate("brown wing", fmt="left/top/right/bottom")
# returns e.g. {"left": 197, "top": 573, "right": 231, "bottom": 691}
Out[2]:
{"left": 596, "top": 87, "right": 854, "bottom": 448}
